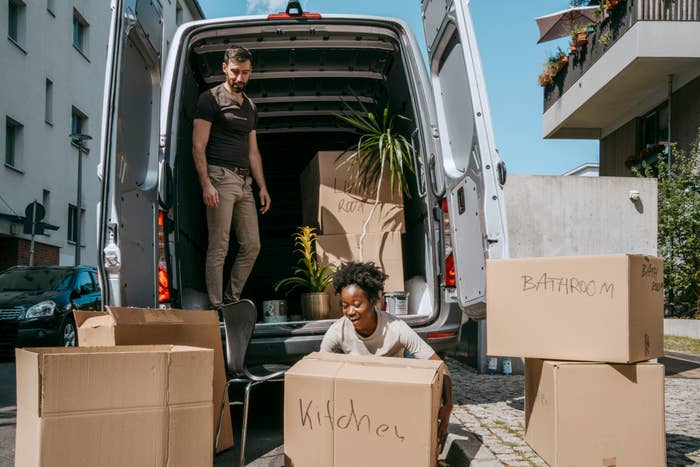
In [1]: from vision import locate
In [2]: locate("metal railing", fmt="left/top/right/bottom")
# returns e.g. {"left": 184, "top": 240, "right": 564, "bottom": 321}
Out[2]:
{"left": 543, "top": 0, "right": 700, "bottom": 112}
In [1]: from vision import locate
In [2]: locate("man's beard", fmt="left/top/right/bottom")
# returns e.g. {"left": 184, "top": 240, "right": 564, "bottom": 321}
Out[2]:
{"left": 229, "top": 80, "right": 246, "bottom": 93}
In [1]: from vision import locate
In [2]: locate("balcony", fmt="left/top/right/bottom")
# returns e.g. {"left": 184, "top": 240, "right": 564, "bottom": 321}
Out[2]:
{"left": 542, "top": 0, "right": 700, "bottom": 139}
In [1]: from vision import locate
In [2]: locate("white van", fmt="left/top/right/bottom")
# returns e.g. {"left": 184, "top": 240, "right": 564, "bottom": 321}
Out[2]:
{"left": 97, "top": 0, "right": 508, "bottom": 364}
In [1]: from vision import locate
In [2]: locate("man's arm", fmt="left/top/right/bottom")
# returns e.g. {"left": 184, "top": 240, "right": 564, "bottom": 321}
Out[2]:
{"left": 248, "top": 130, "right": 270, "bottom": 214}
{"left": 192, "top": 118, "right": 218, "bottom": 207}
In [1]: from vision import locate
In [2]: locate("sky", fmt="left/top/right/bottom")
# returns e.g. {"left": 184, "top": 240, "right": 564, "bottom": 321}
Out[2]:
{"left": 197, "top": 0, "right": 598, "bottom": 175}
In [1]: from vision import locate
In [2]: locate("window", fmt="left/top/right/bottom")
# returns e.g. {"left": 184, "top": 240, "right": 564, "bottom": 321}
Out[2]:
{"left": 71, "top": 107, "right": 87, "bottom": 137}
{"left": 640, "top": 102, "right": 669, "bottom": 148}
{"left": 45, "top": 79, "right": 54, "bottom": 124}
{"left": 72, "top": 9, "right": 89, "bottom": 55}
{"left": 5, "top": 117, "right": 23, "bottom": 169}
{"left": 8, "top": 0, "right": 26, "bottom": 46}
{"left": 74, "top": 270, "right": 97, "bottom": 294}
{"left": 176, "top": 2, "right": 183, "bottom": 26}
{"left": 67, "top": 204, "right": 84, "bottom": 244}
{"left": 42, "top": 189, "right": 51, "bottom": 222}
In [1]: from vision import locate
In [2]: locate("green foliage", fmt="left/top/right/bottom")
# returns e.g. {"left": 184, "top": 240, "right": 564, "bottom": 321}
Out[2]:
{"left": 274, "top": 227, "right": 335, "bottom": 294}
{"left": 634, "top": 137, "right": 700, "bottom": 318}
{"left": 335, "top": 101, "right": 414, "bottom": 200}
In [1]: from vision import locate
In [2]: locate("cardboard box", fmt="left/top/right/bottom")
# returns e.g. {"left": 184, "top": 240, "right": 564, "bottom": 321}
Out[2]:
{"left": 486, "top": 254, "right": 664, "bottom": 363}
{"left": 15, "top": 345, "right": 213, "bottom": 467}
{"left": 284, "top": 352, "right": 443, "bottom": 467}
{"left": 525, "top": 359, "right": 666, "bottom": 467}
{"left": 316, "top": 232, "right": 405, "bottom": 316}
{"left": 300, "top": 151, "right": 405, "bottom": 235}
{"left": 74, "top": 307, "right": 233, "bottom": 452}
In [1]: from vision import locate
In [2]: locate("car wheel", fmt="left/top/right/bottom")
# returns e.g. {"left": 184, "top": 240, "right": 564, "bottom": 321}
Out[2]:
{"left": 62, "top": 320, "right": 77, "bottom": 347}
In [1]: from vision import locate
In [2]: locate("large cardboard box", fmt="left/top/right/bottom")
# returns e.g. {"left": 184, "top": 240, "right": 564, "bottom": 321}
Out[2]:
{"left": 486, "top": 254, "right": 664, "bottom": 362}
{"left": 284, "top": 352, "right": 444, "bottom": 467}
{"left": 15, "top": 345, "right": 213, "bottom": 467}
{"left": 316, "top": 232, "right": 405, "bottom": 316}
{"left": 74, "top": 307, "right": 233, "bottom": 452}
{"left": 300, "top": 151, "right": 405, "bottom": 235}
{"left": 525, "top": 359, "right": 666, "bottom": 467}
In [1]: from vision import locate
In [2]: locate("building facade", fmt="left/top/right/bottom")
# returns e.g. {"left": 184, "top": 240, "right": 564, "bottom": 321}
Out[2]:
{"left": 541, "top": 0, "right": 700, "bottom": 177}
{"left": 0, "top": 0, "right": 203, "bottom": 271}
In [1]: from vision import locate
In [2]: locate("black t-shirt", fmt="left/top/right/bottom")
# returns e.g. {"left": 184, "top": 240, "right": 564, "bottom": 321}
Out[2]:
{"left": 194, "top": 83, "right": 257, "bottom": 170}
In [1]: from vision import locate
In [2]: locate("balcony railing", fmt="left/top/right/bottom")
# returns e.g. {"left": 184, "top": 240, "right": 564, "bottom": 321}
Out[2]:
{"left": 543, "top": 0, "right": 700, "bottom": 112}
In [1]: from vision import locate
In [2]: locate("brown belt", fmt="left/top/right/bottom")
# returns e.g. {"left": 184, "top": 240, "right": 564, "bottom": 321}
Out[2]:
{"left": 229, "top": 166, "right": 250, "bottom": 177}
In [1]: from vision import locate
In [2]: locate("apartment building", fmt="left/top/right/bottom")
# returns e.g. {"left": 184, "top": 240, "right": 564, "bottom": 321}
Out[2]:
{"left": 0, "top": 0, "right": 203, "bottom": 270}
{"left": 541, "top": 0, "right": 700, "bottom": 176}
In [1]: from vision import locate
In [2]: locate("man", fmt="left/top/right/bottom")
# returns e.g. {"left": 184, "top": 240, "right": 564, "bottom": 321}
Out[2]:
{"left": 192, "top": 46, "right": 270, "bottom": 308}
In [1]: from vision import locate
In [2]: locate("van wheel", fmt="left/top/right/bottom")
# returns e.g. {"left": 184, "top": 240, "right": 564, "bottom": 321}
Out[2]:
{"left": 62, "top": 320, "right": 77, "bottom": 347}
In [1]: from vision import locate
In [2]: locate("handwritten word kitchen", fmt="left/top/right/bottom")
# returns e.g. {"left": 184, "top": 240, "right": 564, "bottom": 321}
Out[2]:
{"left": 521, "top": 273, "right": 615, "bottom": 298}
{"left": 297, "top": 398, "right": 406, "bottom": 442}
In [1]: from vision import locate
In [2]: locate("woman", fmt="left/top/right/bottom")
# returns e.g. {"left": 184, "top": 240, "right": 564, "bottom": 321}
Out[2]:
{"left": 320, "top": 261, "right": 453, "bottom": 448}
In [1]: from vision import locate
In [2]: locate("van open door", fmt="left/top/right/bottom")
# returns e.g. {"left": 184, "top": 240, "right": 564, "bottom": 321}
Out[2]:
{"left": 422, "top": 0, "right": 509, "bottom": 319}
{"left": 97, "top": 0, "right": 163, "bottom": 307}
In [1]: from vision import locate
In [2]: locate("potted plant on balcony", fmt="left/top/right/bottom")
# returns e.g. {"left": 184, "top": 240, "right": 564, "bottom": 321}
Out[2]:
{"left": 274, "top": 226, "right": 335, "bottom": 320}
{"left": 571, "top": 25, "right": 589, "bottom": 48}
{"left": 539, "top": 48, "right": 568, "bottom": 87}
{"left": 605, "top": 0, "right": 622, "bottom": 12}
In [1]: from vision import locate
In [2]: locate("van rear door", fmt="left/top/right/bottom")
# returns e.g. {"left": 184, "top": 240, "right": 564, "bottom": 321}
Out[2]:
{"left": 97, "top": 0, "right": 163, "bottom": 306}
{"left": 421, "top": 0, "right": 508, "bottom": 318}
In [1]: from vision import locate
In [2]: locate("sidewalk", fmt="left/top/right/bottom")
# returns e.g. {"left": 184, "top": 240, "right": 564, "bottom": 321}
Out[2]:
{"left": 442, "top": 356, "right": 700, "bottom": 466}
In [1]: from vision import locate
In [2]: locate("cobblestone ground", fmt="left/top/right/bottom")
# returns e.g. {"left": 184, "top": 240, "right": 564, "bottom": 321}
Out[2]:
{"left": 444, "top": 357, "right": 700, "bottom": 466}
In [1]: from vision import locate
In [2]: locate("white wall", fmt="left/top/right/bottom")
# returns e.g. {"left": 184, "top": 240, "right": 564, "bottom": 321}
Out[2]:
{"left": 0, "top": 0, "right": 202, "bottom": 267}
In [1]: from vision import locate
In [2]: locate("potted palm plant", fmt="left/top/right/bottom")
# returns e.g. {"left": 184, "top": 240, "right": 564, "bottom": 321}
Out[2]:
{"left": 274, "top": 226, "right": 335, "bottom": 320}
{"left": 335, "top": 102, "right": 414, "bottom": 257}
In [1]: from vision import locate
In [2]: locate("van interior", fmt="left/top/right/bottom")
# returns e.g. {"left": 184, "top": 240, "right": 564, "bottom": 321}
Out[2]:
{"left": 172, "top": 20, "right": 435, "bottom": 321}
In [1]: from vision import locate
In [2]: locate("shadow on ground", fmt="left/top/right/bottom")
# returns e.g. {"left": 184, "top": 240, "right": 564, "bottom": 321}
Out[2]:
{"left": 666, "top": 433, "right": 700, "bottom": 466}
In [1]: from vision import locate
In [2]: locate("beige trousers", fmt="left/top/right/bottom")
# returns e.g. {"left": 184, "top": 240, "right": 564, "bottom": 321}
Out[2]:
{"left": 205, "top": 165, "right": 260, "bottom": 306}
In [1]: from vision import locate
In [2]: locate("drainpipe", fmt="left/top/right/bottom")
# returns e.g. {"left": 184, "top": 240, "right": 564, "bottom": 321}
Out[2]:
{"left": 667, "top": 74, "right": 673, "bottom": 174}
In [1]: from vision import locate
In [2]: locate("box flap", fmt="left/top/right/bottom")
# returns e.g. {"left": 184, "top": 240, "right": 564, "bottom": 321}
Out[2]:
{"left": 107, "top": 306, "right": 218, "bottom": 325}
{"left": 168, "top": 347, "right": 214, "bottom": 405}
{"left": 37, "top": 346, "right": 170, "bottom": 415}
{"left": 73, "top": 310, "right": 111, "bottom": 328}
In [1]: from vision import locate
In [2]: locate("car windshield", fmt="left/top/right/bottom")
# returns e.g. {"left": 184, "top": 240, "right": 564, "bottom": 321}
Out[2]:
{"left": 0, "top": 268, "right": 74, "bottom": 292}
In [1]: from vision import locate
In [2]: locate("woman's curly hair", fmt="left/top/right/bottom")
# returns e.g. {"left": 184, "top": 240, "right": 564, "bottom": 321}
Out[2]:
{"left": 332, "top": 262, "right": 387, "bottom": 302}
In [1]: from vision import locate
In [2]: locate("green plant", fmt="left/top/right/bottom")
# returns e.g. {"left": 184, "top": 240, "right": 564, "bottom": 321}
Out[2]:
{"left": 335, "top": 102, "right": 414, "bottom": 200}
{"left": 274, "top": 226, "right": 334, "bottom": 294}
{"left": 598, "top": 29, "right": 611, "bottom": 45}
{"left": 569, "top": 0, "right": 588, "bottom": 6}
{"left": 335, "top": 102, "right": 414, "bottom": 253}
{"left": 633, "top": 137, "right": 700, "bottom": 318}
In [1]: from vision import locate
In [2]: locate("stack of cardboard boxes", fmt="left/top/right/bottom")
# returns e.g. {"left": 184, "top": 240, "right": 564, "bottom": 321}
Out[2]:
{"left": 14, "top": 307, "right": 233, "bottom": 467}
{"left": 300, "top": 151, "right": 406, "bottom": 315}
{"left": 486, "top": 254, "right": 667, "bottom": 466}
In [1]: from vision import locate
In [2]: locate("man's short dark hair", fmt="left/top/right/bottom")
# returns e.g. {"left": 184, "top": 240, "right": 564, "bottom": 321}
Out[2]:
{"left": 224, "top": 46, "right": 252, "bottom": 64}
{"left": 332, "top": 262, "right": 387, "bottom": 302}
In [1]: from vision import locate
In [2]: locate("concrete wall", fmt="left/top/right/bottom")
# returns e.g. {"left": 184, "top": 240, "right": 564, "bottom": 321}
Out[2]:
{"left": 476, "top": 174, "right": 659, "bottom": 373}
{"left": 665, "top": 319, "right": 700, "bottom": 339}
{"left": 504, "top": 174, "right": 657, "bottom": 258}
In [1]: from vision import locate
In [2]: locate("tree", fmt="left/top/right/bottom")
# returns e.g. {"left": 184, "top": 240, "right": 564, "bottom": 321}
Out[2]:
{"left": 634, "top": 134, "right": 700, "bottom": 318}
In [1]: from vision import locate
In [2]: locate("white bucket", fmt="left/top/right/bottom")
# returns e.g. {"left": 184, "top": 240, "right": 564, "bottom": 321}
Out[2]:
{"left": 262, "top": 300, "right": 288, "bottom": 323}
{"left": 384, "top": 291, "right": 409, "bottom": 316}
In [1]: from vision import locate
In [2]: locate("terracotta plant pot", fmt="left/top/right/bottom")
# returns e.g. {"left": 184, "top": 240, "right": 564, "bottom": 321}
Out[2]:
{"left": 301, "top": 292, "right": 331, "bottom": 320}
{"left": 574, "top": 32, "right": 588, "bottom": 47}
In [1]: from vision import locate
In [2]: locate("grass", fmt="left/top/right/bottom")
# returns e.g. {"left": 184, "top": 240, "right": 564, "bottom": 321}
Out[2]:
{"left": 664, "top": 335, "right": 700, "bottom": 355}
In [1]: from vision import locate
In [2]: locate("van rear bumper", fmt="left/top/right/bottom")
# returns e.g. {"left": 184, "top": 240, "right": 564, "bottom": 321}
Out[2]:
{"left": 245, "top": 304, "right": 463, "bottom": 365}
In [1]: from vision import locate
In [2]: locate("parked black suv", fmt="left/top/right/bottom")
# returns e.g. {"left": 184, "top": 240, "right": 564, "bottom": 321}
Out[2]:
{"left": 0, "top": 266, "right": 101, "bottom": 349}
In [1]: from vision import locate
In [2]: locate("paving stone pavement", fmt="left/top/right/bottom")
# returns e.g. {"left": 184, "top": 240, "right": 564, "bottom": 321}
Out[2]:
{"left": 443, "top": 357, "right": 700, "bottom": 466}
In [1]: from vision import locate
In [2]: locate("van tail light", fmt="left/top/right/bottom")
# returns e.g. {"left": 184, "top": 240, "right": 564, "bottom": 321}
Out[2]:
{"left": 441, "top": 198, "right": 449, "bottom": 213}
{"left": 268, "top": 1, "right": 321, "bottom": 19}
{"left": 268, "top": 11, "right": 322, "bottom": 19}
{"left": 157, "top": 211, "right": 171, "bottom": 306}
{"left": 445, "top": 252, "right": 456, "bottom": 287}
{"left": 158, "top": 264, "right": 171, "bottom": 303}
